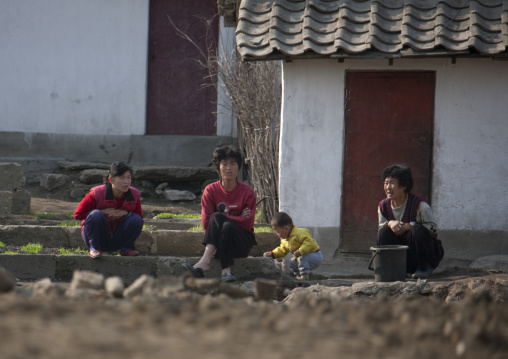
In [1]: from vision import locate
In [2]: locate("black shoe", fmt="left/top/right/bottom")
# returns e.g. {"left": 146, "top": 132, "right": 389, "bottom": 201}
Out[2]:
{"left": 182, "top": 263, "right": 205, "bottom": 278}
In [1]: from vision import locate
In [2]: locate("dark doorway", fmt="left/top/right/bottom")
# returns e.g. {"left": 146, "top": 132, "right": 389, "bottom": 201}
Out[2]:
{"left": 146, "top": 0, "right": 218, "bottom": 135}
{"left": 340, "top": 71, "right": 435, "bottom": 253}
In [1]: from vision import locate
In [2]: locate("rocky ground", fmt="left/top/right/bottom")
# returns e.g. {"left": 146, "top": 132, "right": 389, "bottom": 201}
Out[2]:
{"left": 0, "top": 181, "right": 507, "bottom": 359}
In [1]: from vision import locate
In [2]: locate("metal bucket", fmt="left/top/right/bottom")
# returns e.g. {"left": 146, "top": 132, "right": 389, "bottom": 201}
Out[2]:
{"left": 368, "top": 245, "right": 409, "bottom": 282}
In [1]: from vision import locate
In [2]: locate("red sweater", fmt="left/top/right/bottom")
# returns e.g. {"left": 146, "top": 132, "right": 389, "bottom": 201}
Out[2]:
{"left": 201, "top": 181, "right": 256, "bottom": 233}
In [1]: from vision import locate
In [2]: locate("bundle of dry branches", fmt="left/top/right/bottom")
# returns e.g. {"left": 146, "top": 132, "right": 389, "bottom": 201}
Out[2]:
{"left": 168, "top": 15, "right": 281, "bottom": 223}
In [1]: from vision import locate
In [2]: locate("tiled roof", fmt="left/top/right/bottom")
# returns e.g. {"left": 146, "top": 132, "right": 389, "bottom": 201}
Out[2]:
{"left": 227, "top": 0, "right": 508, "bottom": 60}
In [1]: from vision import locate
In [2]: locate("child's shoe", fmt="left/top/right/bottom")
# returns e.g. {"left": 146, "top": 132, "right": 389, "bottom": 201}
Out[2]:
{"left": 296, "top": 273, "right": 309, "bottom": 280}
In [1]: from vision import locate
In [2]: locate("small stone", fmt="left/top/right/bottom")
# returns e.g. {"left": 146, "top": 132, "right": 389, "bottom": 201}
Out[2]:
{"left": 254, "top": 278, "right": 278, "bottom": 301}
{"left": 40, "top": 173, "right": 68, "bottom": 191}
{"left": 0, "top": 266, "right": 16, "bottom": 293}
{"left": 105, "top": 276, "right": 125, "bottom": 298}
{"left": 70, "top": 270, "right": 104, "bottom": 290}
{"left": 123, "top": 275, "right": 155, "bottom": 298}
{"left": 163, "top": 189, "right": 196, "bottom": 201}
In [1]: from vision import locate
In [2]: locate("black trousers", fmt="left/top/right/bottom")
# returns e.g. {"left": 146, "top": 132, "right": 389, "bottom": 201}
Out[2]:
{"left": 377, "top": 223, "right": 444, "bottom": 273}
{"left": 202, "top": 212, "right": 256, "bottom": 269}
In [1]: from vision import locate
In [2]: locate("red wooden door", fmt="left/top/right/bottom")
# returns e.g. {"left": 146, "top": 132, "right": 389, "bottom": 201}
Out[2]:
{"left": 145, "top": 0, "right": 218, "bottom": 135}
{"left": 340, "top": 72, "right": 435, "bottom": 253}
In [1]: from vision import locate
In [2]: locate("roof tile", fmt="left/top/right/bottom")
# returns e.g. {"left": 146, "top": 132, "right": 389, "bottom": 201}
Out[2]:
{"left": 234, "top": 0, "right": 508, "bottom": 59}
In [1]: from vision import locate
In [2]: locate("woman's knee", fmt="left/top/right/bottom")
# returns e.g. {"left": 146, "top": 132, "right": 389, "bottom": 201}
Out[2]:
{"left": 377, "top": 225, "right": 395, "bottom": 244}
{"left": 411, "top": 223, "right": 430, "bottom": 237}
{"left": 85, "top": 209, "right": 106, "bottom": 223}
{"left": 125, "top": 213, "right": 143, "bottom": 227}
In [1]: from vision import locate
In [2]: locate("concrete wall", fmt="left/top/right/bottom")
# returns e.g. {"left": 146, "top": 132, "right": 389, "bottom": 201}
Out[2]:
{"left": 0, "top": 0, "right": 149, "bottom": 135}
{"left": 0, "top": 1, "right": 237, "bottom": 176}
{"left": 280, "top": 58, "right": 508, "bottom": 276}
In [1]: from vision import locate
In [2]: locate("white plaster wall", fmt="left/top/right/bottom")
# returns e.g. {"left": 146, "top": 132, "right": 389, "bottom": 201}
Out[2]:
{"left": 0, "top": 0, "right": 149, "bottom": 135}
{"left": 280, "top": 57, "right": 508, "bottom": 232}
{"left": 216, "top": 17, "right": 237, "bottom": 138}
{"left": 279, "top": 60, "right": 345, "bottom": 228}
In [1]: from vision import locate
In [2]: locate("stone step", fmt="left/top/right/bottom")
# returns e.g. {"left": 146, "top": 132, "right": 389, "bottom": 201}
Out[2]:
{"left": 0, "top": 254, "right": 282, "bottom": 284}
{"left": 0, "top": 225, "right": 280, "bottom": 257}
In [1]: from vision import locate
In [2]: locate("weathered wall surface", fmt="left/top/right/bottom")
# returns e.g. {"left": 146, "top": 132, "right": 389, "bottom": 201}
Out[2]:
{"left": 280, "top": 58, "right": 508, "bottom": 275}
{"left": 0, "top": 0, "right": 149, "bottom": 135}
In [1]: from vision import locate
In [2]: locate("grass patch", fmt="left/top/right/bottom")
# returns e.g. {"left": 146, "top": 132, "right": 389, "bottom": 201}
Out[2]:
{"left": 59, "top": 247, "right": 88, "bottom": 255}
{"left": 0, "top": 241, "right": 5, "bottom": 249}
{"left": 156, "top": 213, "right": 200, "bottom": 219}
{"left": 254, "top": 226, "right": 273, "bottom": 233}
{"left": 33, "top": 213, "right": 74, "bottom": 219}
{"left": 20, "top": 243, "right": 43, "bottom": 254}
{"left": 3, "top": 251, "right": 18, "bottom": 255}
{"left": 255, "top": 208, "right": 262, "bottom": 223}
{"left": 189, "top": 225, "right": 204, "bottom": 231}
{"left": 58, "top": 220, "right": 81, "bottom": 227}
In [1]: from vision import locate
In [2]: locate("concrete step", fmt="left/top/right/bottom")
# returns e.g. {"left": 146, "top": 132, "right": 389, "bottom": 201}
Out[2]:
{"left": 0, "top": 225, "right": 280, "bottom": 257}
{"left": 0, "top": 254, "right": 282, "bottom": 285}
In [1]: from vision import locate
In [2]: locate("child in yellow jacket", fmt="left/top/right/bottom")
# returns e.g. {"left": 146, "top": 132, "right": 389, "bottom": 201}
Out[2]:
{"left": 263, "top": 212, "right": 323, "bottom": 280}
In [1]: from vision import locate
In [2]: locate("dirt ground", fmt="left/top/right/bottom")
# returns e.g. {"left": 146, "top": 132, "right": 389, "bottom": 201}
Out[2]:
{"left": 0, "top": 191, "right": 506, "bottom": 358}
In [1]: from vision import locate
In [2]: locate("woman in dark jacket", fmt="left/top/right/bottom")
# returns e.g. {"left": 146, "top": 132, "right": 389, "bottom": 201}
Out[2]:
{"left": 74, "top": 162, "right": 143, "bottom": 258}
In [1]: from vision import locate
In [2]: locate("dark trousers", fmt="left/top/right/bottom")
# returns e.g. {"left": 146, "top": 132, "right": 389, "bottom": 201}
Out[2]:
{"left": 82, "top": 209, "right": 144, "bottom": 252}
{"left": 377, "top": 223, "right": 443, "bottom": 273}
{"left": 203, "top": 212, "right": 256, "bottom": 269}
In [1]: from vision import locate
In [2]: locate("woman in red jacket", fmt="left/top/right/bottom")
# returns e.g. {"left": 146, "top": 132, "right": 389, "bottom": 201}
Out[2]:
{"left": 74, "top": 162, "right": 143, "bottom": 258}
{"left": 183, "top": 144, "right": 257, "bottom": 282}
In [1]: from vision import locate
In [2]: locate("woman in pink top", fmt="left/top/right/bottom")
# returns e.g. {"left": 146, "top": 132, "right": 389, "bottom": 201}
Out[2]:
{"left": 183, "top": 145, "right": 257, "bottom": 282}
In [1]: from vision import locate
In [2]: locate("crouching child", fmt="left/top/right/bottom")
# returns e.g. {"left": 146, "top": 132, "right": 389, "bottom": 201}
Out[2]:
{"left": 263, "top": 212, "right": 323, "bottom": 280}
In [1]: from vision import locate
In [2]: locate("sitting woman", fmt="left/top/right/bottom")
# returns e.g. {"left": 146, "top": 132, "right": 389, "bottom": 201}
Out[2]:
{"left": 74, "top": 161, "right": 144, "bottom": 258}
{"left": 377, "top": 164, "right": 444, "bottom": 279}
{"left": 183, "top": 144, "right": 257, "bottom": 282}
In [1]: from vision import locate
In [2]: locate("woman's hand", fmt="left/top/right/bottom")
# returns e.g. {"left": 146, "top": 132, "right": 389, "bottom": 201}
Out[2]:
{"left": 388, "top": 220, "right": 411, "bottom": 236}
{"left": 263, "top": 252, "right": 274, "bottom": 258}
{"left": 241, "top": 207, "right": 251, "bottom": 217}
{"left": 293, "top": 250, "right": 302, "bottom": 258}
{"left": 101, "top": 208, "right": 127, "bottom": 220}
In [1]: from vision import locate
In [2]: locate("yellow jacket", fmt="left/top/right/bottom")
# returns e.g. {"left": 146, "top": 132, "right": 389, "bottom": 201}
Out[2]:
{"left": 271, "top": 225, "right": 320, "bottom": 259}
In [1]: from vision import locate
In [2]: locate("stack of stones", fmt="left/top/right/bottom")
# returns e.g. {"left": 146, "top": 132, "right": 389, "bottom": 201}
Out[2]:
{"left": 0, "top": 163, "right": 30, "bottom": 218}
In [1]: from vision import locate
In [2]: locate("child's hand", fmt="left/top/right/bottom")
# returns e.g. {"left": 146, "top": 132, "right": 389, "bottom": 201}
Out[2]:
{"left": 293, "top": 250, "right": 302, "bottom": 258}
{"left": 263, "top": 252, "right": 274, "bottom": 258}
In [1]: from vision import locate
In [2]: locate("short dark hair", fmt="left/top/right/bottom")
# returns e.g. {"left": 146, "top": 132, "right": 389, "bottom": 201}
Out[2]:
{"left": 271, "top": 212, "right": 293, "bottom": 227}
{"left": 381, "top": 164, "right": 413, "bottom": 193}
{"left": 212, "top": 144, "right": 243, "bottom": 173}
{"left": 105, "top": 162, "right": 133, "bottom": 184}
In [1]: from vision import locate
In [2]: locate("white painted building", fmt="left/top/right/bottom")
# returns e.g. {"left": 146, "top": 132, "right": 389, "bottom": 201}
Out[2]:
{"left": 0, "top": 0, "right": 236, "bottom": 177}
{"left": 220, "top": 0, "right": 508, "bottom": 275}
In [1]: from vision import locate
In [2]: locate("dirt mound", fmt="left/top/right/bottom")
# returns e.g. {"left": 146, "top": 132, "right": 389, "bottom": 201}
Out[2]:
{"left": 0, "top": 274, "right": 507, "bottom": 359}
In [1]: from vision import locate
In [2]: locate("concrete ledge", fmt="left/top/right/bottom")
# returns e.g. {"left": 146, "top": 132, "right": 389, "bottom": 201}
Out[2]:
{"left": 0, "top": 225, "right": 280, "bottom": 257}
{"left": 0, "top": 255, "right": 280, "bottom": 284}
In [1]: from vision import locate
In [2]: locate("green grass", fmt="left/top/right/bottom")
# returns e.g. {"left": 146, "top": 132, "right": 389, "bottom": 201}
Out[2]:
{"left": 254, "top": 226, "right": 273, "bottom": 233}
{"left": 33, "top": 213, "right": 74, "bottom": 219}
{"left": 156, "top": 213, "right": 200, "bottom": 219}
{"left": 59, "top": 247, "right": 88, "bottom": 255}
{"left": 3, "top": 251, "right": 18, "bottom": 255}
{"left": 189, "top": 225, "right": 204, "bottom": 231}
{"left": 20, "top": 243, "right": 43, "bottom": 254}
{"left": 57, "top": 220, "right": 81, "bottom": 227}
{"left": 0, "top": 241, "right": 5, "bottom": 249}
{"left": 255, "top": 208, "right": 262, "bottom": 223}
